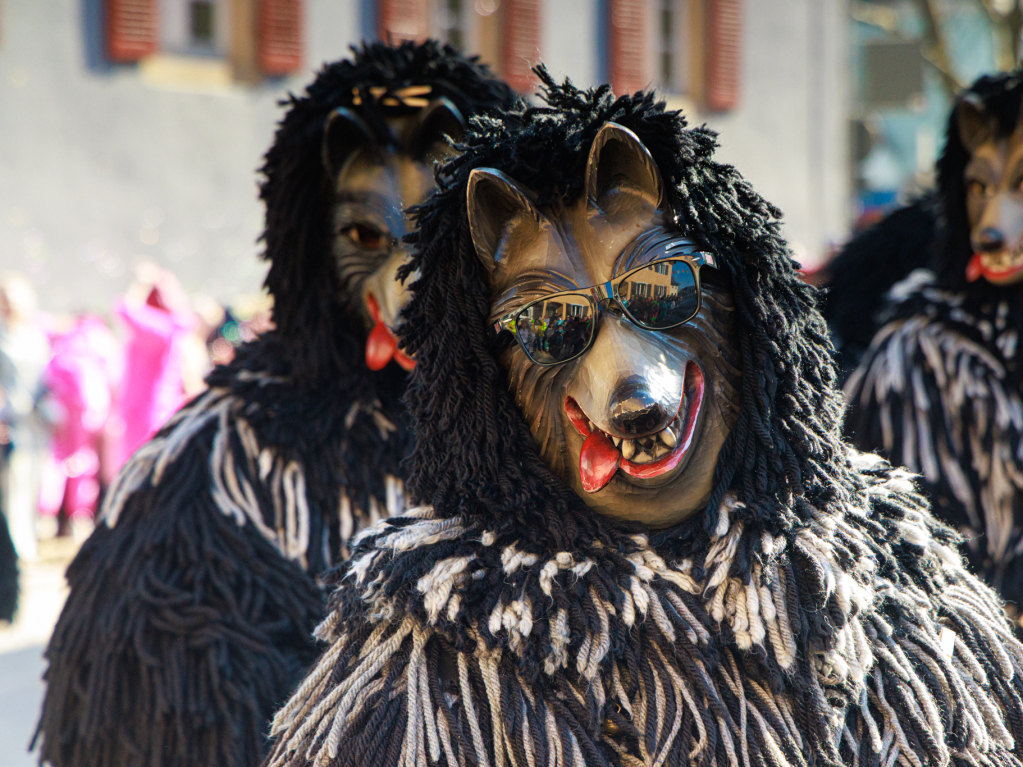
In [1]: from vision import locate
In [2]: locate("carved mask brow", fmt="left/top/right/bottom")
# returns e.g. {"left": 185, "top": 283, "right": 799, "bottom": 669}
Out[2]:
{"left": 491, "top": 269, "right": 582, "bottom": 317}
{"left": 334, "top": 189, "right": 405, "bottom": 238}
{"left": 1003, "top": 140, "right": 1023, "bottom": 187}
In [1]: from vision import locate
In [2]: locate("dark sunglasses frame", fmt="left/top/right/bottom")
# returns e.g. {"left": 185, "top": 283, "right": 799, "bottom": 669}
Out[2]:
{"left": 493, "top": 251, "right": 718, "bottom": 366}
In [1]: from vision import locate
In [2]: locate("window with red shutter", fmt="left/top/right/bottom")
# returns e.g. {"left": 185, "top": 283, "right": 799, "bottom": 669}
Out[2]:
{"left": 107, "top": 0, "right": 159, "bottom": 63}
{"left": 259, "top": 0, "right": 303, "bottom": 76}
{"left": 705, "top": 0, "right": 741, "bottom": 111}
{"left": 502, "top": 0, "right": 542, "bottom": 93}
{"left": 377, "top": 0, "right": 430, "bottom": 44}
{"left": 608, "top": 0, "right": 647, "bottom": 95}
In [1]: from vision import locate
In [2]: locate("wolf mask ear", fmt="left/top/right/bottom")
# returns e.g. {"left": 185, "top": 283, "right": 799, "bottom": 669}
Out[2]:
{"left": 585, "top": 122, "right": 665, "bottom": 212}
{"left": 956, "top": 95, "right": 996, "bottom": 153}
{"left": 322, "top": 107, "right": 377, "bottom": 183}
{"left": 409, "top": 97, "right": 466, "bottom": 160}
{"left": 467, "top": 169, "right": 546, "bottom": 274}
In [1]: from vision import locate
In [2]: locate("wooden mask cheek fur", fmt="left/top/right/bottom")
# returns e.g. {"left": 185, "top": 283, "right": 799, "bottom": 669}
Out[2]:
{"left": 324, "top": 101, "right": 465, "bottom": 371}
{"left": 957, "top": 95, "right": 1023, "bottom": 286}
{"left": 468, "top": 123, "right": 742, "bottom": 528}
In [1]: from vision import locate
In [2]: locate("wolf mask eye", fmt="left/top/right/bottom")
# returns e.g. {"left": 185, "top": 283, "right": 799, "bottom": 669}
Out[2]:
{"left": 340, "top": 223, "right": 388, "bottom": 250}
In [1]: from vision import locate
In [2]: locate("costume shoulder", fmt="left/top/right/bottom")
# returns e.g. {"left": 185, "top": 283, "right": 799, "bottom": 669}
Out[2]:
{"left": 204, "top": 333, "right": 411, "bottom": 556}
{"left": 34, "top": 384, "right": 327, "bottom": 767}
{"left": 267, "top": 464, "right": 1023, "bottom": 767}
{"left": 844, "top": 275, "right": 1023, "bottom": 595}
{"left": 821, "top": 199, "right": 937, "bottom": 380}
{"left": 35, "top": 339, "right": 408, "bottom": 767}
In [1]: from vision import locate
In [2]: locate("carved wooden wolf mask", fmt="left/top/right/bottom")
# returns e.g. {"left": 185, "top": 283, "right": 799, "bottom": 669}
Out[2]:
{"left": 956, "top": 90, "right": 1023, "bottom": 286}
{"left": 325, "top": 96, "right": 466, "bottom": 370}
{"left": 468, "top": 123, "right": 741, "bottom": 527}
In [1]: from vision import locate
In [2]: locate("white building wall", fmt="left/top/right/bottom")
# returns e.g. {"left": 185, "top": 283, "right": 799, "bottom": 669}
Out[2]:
{"left": 541, "top": 0, "right": 600, "bottom": 86}
{"left": 539, "top": 0, "right": 851, "bottom": 266}
{"left": 697, "top": 0, "right": 850, "bottom": 265}
{"left": 0, "top": 0, "right": 848, "bottom": 313}
{"left": 0, "top": 0, "right": 362, "bottom": 313}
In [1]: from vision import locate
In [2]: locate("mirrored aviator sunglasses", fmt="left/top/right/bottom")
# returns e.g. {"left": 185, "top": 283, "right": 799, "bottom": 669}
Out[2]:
{"left": 494, "top": 251, "right": 717, "bottom": 366}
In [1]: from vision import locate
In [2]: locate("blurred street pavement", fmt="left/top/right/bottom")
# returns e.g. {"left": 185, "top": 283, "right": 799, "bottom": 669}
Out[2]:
{"left": 0, "top": 645, "right": 45, "bottom": 766}
{"left": 0, "top": 534, "right": 84, "bottom": 766}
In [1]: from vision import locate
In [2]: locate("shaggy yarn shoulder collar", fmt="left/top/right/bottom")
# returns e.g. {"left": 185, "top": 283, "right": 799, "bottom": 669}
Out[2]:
{"left": 268, "top": 452, "right": 1023, "bottom": 767}
{"left": 101, "top": 357, "right": 410, "bottom": 571}
{"left": 880, "top": 269, "right": 1023, "bottom": 367}
{"left": 845, "top": 269, "right": 1023, "bottom": 604}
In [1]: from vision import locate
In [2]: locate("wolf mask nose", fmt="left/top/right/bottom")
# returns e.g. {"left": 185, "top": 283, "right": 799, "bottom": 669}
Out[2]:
{"left": 978, "top": 227, "right": 1006, "bottom": 253}
{"left": 608, "top": 377, "right": 675, "bottom": 437}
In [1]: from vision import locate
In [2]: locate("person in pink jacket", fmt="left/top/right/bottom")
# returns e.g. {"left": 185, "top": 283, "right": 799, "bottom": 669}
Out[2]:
{"left": 42, "top": 314, "right": 120, "bottom": 528}
{"left": 112, "top": 269, "right": 195, "bottom": 468}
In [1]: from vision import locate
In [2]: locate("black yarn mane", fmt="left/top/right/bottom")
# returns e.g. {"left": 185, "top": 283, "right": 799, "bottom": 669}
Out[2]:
{"left": 31, "top": 43, "right": 516, "bottom": 767}
{"left": 266, "top": 69, "right": 1023, "bottom": 767}
{"left": 260, "top": 39, "right": 515, "bottom": 382}
{"left": 820, "top": 197, "right": 937, "bottom": 380}
{"left": 400, "top": 69, "right": 853, "bottom": 550}
{"left": 842, "top": 70, "right": 1023, "bottom": 613}
{"left": 934, "top": 69, "right": 1023, "bottom": 295}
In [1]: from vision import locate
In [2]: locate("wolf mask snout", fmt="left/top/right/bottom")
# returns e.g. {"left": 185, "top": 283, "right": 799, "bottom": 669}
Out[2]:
{"left": 608, "top": 375, "right": 679, "bottom": 437}
{"left": 471, "top": 121, "right": 741, "bottom": 525}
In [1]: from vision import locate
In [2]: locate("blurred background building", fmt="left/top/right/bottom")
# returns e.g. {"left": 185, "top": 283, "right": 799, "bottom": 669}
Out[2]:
{"left": 851, "top": 1, "right": 1014, "bottom": 228}
{"left": 2, "top": 4, "right": 1022, "bottom": 762}
{"left": 0, "top": 0, "right": 850, "bottom": 312}
{"left": 2, "top": 0, "right": 1016, "bottom": 309}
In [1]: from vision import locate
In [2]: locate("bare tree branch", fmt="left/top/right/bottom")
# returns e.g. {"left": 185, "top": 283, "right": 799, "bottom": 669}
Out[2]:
{"left": 972, "top": 0, "right": 1022, "bottom": 70}
{"left": 1003, "top": 3, "right": 1022, "bottom": 68}
{"left": 975, "top": 0, "right": 1001, "bottom": 24}
{"left": 851, "top": 1, "right": 901, "bottom": 31}
{"left": 911, "top": 0, "right": 965, "bottom": 96}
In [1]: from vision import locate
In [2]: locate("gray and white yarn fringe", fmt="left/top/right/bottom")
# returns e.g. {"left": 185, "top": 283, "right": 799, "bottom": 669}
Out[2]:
{"left": 34, "top": 377, "right": 407, "bottom": 767}
{"left": 267, "top": 451, "right": 1023, "bottom": 767}
{"left": 102, "top": 384, "right": 406, "bottom": 566}
{"left": 846, "top": 270, "right": 1023, "bottom": 603}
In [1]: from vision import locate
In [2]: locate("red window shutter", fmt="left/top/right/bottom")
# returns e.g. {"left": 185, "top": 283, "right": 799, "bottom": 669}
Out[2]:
{"left": 706, "top": 0, "right": 741, "bottom": 111}
{"left": 259, "top": 0, "right": 304, "bottom": 76}
{"left": 608, "top": 0, "right": 647, "bottom": 95}
{"left": 106, "top": 0, "right": 158, "bottom": 63}
{"left": 502, "top": 0, "right": 542, "bottom": 93}
{"left": 377, "top": 0, "right": 430, "bottom": 43}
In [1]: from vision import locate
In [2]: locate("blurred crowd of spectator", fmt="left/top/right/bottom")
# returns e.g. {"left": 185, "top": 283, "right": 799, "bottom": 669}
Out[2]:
{"left": 0, "top": 264, "right": 271, "bottom": 558}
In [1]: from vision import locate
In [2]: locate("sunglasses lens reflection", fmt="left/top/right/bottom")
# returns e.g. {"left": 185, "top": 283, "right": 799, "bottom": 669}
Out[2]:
{"left": 513, "top": 297, "right": 595, "bottom": 364}
{"left": 619, "top": 259, "right": 699, "bottom": 329}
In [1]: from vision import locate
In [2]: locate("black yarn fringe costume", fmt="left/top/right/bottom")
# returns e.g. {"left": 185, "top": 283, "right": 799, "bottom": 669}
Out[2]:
{"left": 266, "top": 71, "right": 1023, "bottom": 767}
{"left": 32, "top": 42, "right": 514, "bottom": 767}
{"left": 845, "top": 71, "right": 1023, "bottom": 608}
{"left": 0, "top": 501, "right": 17, "bottom": 623}
{"left": 820, "top": 198, "right": 937, "bottom": 381}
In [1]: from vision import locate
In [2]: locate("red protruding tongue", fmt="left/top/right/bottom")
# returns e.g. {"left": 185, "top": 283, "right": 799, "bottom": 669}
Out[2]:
{"left": 366, "top": 321, "right": 399, "bottom": 371}
{"left": 364, "top": 292, "right": 416, "bottom": 372}
{"left": 579, "top": 430, "right": 621, "bottom": 493}
{"left": 966, "top": 252, "right": 984, "bottom": 283}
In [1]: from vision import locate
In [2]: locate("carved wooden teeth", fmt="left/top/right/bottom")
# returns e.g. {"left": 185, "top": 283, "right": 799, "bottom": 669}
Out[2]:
{"left": 590, "top": 407, "right": 683, "bottom": 465}
{"left": 631, "top": 447, "right": 654, "bottom": 464}
{"left": 621, "top": 415, "right": 683, "bottom": 464}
